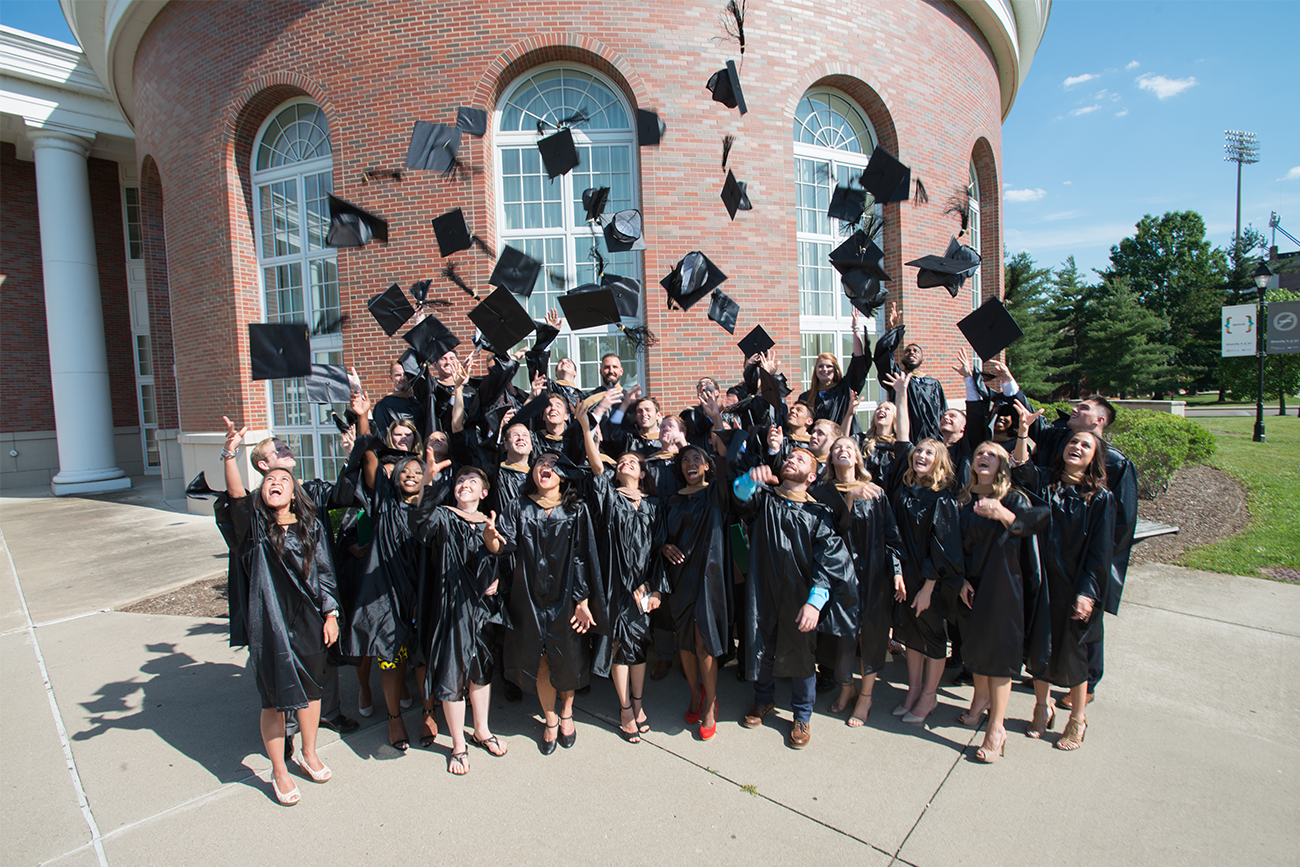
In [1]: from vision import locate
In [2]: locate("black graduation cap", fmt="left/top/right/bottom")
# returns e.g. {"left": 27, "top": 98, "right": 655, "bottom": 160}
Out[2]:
{"left": 737, "top": 324, "right": 774, "bottom": 357}
{"left": 330, "top": 411, "right": 352, "bottom": 434}
{"left": 397, "top": 348, "right": 423, "bottom": 381}
{"left": 601, "top": 209, "right": 645, "bottom": 252}
{"left": 489, "top": 245, "right": 543, "bottom": 297}
{"left": 185, "top": 471, "right": 219, "bottom": 500}
{"left": 829, "top": 230, "right": 891, "bottom": 282}
{"left": 660, "top": 251, "right": 727, "bottom": 311}
{"left": 456, "top": 106, "right": 488, "bottom": 137}
{"left": 559, "top": 286, "right": 622, "bottom": 330}
{"left": 636, "top": 109, "right": 664, "bottom": 146}
{"left": 860, "top": 147, "right": 911, "bottom": 204}
{"left": 431, "top": 208, "right": 473, "bottom": 257}
{"left": 756, "top": 366, "right": 788, "bottom": 411}
{"left": 249, "top": 322, "right": 311, "bottom": 380}
{"left": 708, "top": 288, "right": 740, "bottom": 334}
{"left": 958, "top": 297, "right": 1023, "bottom": 359}
{"left": 582, "top": 187, "right": 610, "bottom": 222}
{"left": 305, "top": 364, "right": 352, "bottom": 403}
{"left": 907, "top": 237, "right": 982, "bottom": 297}
{"left": 828, "top": 185, "right": 867, "bottom": 224}
{"left": 405, "top": 122, "right": 463, "bottom": 173}
{"left": 721, "top": 170, "right": 746, "bottom": 220}
{"left": 706, "top": 59, "right": 747, "bottom": 115}
{"left": 601, "top": 273, "right": 641, "bottom": 319}
{"left": 326, "top": 195, "right": 388, "bottom": 247}
{"left": 734, "top": 180, "right": 753, "bottom": 211}
{"left": 402, "top": 314, "right": 461, "bottom": 363}
{"left": 537, "top": 127, "right": 580, "bottom": 179}
{"left": 367, "top": 283, "right": 416, "bottom": 336}
{"left": 841, "top": 270, "right": 890, "bottom": 317}
{"left": 468, "top": 286, "right": 537, "bottom": 354}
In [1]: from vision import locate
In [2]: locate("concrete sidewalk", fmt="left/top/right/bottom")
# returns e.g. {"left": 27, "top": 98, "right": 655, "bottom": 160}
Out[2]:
{"left": 2, "top": 478, "right": 1297, "bottom": 866}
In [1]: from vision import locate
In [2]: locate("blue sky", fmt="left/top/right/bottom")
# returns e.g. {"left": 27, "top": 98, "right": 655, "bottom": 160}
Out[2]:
{"left": 5, "top": 1, "right": 1298, "bottom": 279}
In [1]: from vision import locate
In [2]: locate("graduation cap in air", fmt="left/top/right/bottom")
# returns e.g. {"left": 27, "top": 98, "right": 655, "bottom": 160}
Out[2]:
{"left": 756, "top": 366, "right": 789, "bottom": 411}
{"left": 402, "top": 314, "right": 461, "bottom": 363}
{"left": 509, "top": 392, "right": 558, "bottom": 431}
{"left": 489, "top": 245, "right": 543, "bottom": 297}
{"left": 907, "top": 236, "right": 981, "bottom": 297}
{"left": 601, "top": 209, "right": 645, "bottom": 252}
{"left": 829, "top": 230, "right": 890, "bottom": 282}
{"left": 305, "top": 364, "right": 352, "bottom": 404}
{"left": 397, "top": 348, "right": 423, "bottom": 382}
{"left": 721, "top": 170, "right": 746, "bottom": 220}
{"left": 405, "top": 122, "right": 463, "bottom": 174}
{"left": 185, "top": 471, "right": 219, "bottom": 500}
{"left": 860, "top": 147, "right": 911, "bottom": 204}
{"left": 958, "top": 297, "right": 1023, "bottom": 359}
{"left": 249, "top": 322, "right": 312, "bottom": 380}
{"left": 367, "top": 283, "right": 416, "bottom": 336}
{"left": 538, "top": 127, "right": 580, "bottom": 179}
{"left": 326, "top": 195, "right": 388, "bottom": 247}
{"left": 708, "top": 288, "right": 740, "bottom": 334}
{"left": 828, "top": 185, "right": 867, "bottom": 224}
{"left": 734, "top": 180, "right": 753, "bottom": 211}
{"left": 330, "top": 411, "right": 352, "bottom": 434}
{"left": 582, "top": 187, "right": 610, "bottom": 223}
{"left": 661, "top": 251, "right": 727, "bottom": 311}
{"left": 841, "top": 269, "right": 890, "bottom": 317}
{"left": 737, "top": 324, "right": 775, "bottom": 358}
{"left": 468, "top": 287, "right": 537, "bottom": 355}
{"left": 601, "top": 273, "right": 642, "bottom": 319}
{"left": 559, "top": 285, "right": 622, "bottom": 331}
{"left": 431, "top": 208, "right": 473, "bottom": 257}
{"left": 456, "top": 106, "right": 488, "bottom": 137}
{"left": 636, "top": 109, "right": 664, "bottom": 146}
{"left": 706, "top": 60, "right": 747, "bottom": 115}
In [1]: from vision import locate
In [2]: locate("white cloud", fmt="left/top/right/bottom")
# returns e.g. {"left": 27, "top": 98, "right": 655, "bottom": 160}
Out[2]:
{"left": 1005, "top": 187, "right": 1047, "bottom": 203}
{"left": 1043, "top": 210, "right": 1082, "bottom": 222}
{"left": 1063, "top": 181, "right": 1072, "bottom": 185}
{"left": 1126, "top": 60, "right": 1140, "bottom": 70}
{"left": 1069, "top": 104, "right": 1102, "bottom": 116}
{"left": 1136, "top": 73, "right": 1197, "bottom": 99}
{"left": 1116, "top": 108, "right": 1129, "bottom": 117}
{"left": 1282, "top": 166, "right": 1300, "bottom": 181}
{"left": 1062, "top": 73, "right": 1098, "bottom": 89}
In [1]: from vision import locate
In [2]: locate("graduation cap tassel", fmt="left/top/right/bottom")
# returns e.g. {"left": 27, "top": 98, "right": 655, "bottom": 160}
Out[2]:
{"left": 441, "top": 264, "right": 479, "bottom": 299}
{"left": 471, "top": 235, "right": 495, "bottom": 259}
{"left": 556, "top": 109, "right": 590, "bottom": 129}
{"left": 722, "top": 0, "right": 747, "bottom": 54}
{"left": 589, "top": 247, "right": 607, "bottom": 279}
{"left": 619, "top": 324, "right": 658, "bottom": 349}
{"left": 547, "top": 268, "right": 569, "bottom": 289}
{"left": 312, "top": 311, "right": 351, "bottom": 335}
{"left": 722, "top": 134, "right": 735, "bottom": 167}
{"left": 861, "top": 212, "right": 885, "bottom": 244}
{"left": 944, "top": 189, "right": 971, "bottom": 235}
{"left": 914, "top": 178, "right": 929, "bottom": 205}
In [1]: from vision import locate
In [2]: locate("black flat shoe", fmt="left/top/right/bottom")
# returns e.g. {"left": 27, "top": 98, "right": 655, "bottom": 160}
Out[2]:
{"left": 558, "top": 715, "right": 576, "bottom": 749}
{"left": 539, "top": 721, "right": 558, "bottom": 756}
{"left": 320, "top": 714, "right": 360, "bottom": 734}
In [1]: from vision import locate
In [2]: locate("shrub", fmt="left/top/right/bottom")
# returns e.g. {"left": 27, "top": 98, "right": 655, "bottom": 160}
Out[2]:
{"left": 1184, "top": 421, "right": 1216, "bottom": 464}
{"left": 1108, "top": 408, "right": 1215, "bottom": 498}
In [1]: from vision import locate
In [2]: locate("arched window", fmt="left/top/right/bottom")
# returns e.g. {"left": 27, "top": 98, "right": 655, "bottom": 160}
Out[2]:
{"left": 967, "top": 161, "right": 982, "bottom": 312}
{"left": 250, "top": 99, "right": 346, "bottom": 481}
{"left": 793, "top": 90, "right": 880, "bottom": 409}
{"left": 495, "top": 66, "right": 642, "bottom": 389}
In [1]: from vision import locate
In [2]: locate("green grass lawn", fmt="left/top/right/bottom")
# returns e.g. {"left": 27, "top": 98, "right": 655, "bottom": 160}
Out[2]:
{"left": 1180, "top": 391, "right": 1300, "bottom": 408}
{"left": 1182, "top": 416, "right": 1300, "bottom": 577}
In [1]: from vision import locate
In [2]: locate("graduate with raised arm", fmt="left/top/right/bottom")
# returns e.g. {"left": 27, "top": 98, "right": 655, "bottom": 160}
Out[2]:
{"left": 797, "top": 308, "right": 871, "bottom": 436}
{"left": 873, "top": 303, "right": 947, "bottom": 443}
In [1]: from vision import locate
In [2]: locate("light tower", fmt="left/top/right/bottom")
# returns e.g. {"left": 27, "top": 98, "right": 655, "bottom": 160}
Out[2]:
{"left": 1224, "top": 130, "right": 1260, "bottom": 301}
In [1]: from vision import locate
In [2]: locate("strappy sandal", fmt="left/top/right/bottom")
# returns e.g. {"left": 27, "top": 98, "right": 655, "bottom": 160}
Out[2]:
{"left": 419, "top": 708, "right": 438, "bottom": 749}
{"left": 618, "top": 703, "right": 641, "bottom": 744}
{"left": 630, "top": 693, "right": 650, "bottom": 733}
{"left": 447, "top": 750, "right": 469, "bottom": 775}
{"left": 829, "top": 686, "right": 857, "bottom": 715}
{"left": 1056, "top": 717, "right": 1087, "bottom": 751}
{"left": 468, "top": 732, "right": 508, "bottom": 756}
{"left": 1027, "top": 701, "right": 1056, "bottom": 739}
{"left": 957, "top": 705, "right": 989, "bottom": 728}
{"left": 539, "top": 720, "right": 558, "bottom": 755}
{"left": 388, "top": 713, "right": 409, "bottom": 751}
{"left": 558, "top": 714, "right": 576, "bottom": 749}
{"left": 847, "top": 693, "right": 873, "bottom": 727}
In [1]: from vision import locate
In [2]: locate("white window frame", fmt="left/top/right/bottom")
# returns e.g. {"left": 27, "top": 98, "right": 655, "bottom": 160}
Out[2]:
{"left": 494, "top": 64, "right": 644, "bottom": 393}
{"left": 968, "top": 161, "right": 982, "bottom": 313}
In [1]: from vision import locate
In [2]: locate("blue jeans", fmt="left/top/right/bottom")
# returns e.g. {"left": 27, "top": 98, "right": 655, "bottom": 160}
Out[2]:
{"left": 753, "top": 643, "right": 816, "bottom": 723}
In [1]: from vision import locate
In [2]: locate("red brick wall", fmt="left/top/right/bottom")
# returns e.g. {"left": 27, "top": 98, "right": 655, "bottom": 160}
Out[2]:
{"left": 141, "top": 156, "right": 180, "bottom": 430}
{"left": 131, "top": 0, "right": 1005, "bottom": 428}
{"left": 0, "top": 143, "right": 139, "bottom": 434}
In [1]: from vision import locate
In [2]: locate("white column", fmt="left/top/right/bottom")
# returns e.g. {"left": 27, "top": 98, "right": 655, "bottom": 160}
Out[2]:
{"left": 26, "top": 124, "right": 130, "bottom": 495}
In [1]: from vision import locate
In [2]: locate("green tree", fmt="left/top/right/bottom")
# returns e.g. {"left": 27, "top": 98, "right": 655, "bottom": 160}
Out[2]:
{"left": 1106, "top": 211, "right": 1228, "bottom": 395}
{"left": 1082, "top": 275, "right": 1173, "bottom": 398}
{"left": 1044, "top": 257, "right": 1095, "bottom": 398}
{"left": 1003, "top": 250, "right": 1055, "bottom": 399}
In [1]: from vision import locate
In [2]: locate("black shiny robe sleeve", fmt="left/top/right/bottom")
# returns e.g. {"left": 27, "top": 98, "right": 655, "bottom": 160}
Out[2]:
{"left": 495, "top": 497, "right": 606, "bottom": 692}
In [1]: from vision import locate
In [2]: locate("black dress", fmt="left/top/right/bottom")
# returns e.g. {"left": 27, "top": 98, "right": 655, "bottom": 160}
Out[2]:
{"left": 1014, "top": 465, "right": 1115, "bottom": 687}
{"left": 410, "top": 504, "right": 505, "bottom": 702}
{"left": 226, "top": 494, "right": 338, "bottom": 711}
{"left": 497, "top": 496, "right": 606, "bottom": 692}
{"left": 662, "top": 483, "right": 734, "bottom": 659}
{"left": 588, "top": 469, "right": 669, "bottom": 667}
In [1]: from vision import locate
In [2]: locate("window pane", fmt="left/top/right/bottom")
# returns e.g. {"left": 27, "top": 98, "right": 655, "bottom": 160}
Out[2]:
{"left": 135, "top": 334, "right": 152, "bottom": 377}
{"left": 271, "top": 378, "right": 312, "bottom": 427}
{"left": 143, "top": 427, "right": 160, "bottom": 468}
{"left": 263, "top": 263, "right": 304, "bottom": 322}
{"left": 309, "top": 258, "right": 339, "bottom": 332}
{"left": 303, "top": 171, "right": 333, "bottom": 251}
{"left": 798, "top": 241, "right": 834, "bottom": 317}
{"left": 501, "top": 147, "right": 562, "bottom": 230}
{"left": 124, "top": 187, "right": 142, "bottom": 259}
{"left": 259, "top": 180, "right": 301, "bottom": 258}
{"left": 257, "top": 103, "right": 332, "bottom": 169}
{"left": 499, "top": 69, "right": 630, "bottom": 132}
{"left": 139, "top": 383, "right": 156, "bottom": 425}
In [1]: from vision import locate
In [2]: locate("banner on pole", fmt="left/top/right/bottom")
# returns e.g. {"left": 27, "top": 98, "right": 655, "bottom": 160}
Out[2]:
{"left": 1221, "top": 304, "right": 1257, "bottom": 357}
{"left": 1266, "top": 301, "right": 1300, "bottom": 355}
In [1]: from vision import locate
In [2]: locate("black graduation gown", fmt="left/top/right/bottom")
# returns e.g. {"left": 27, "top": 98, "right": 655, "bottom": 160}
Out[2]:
{"left": 373, "top": 392, "right": 424, "bottom": 441}
{"left": 734, "top": 486, "right": 855, "bottom": 680}
{"left": 496, "top": 497, "right": 606, "bottom": 692}
{"left": 800, "top": 353, "right": 870, "bottom": 436}
{"left": 956, "top": 491, "right": 1050, "bottom": 678}
{"left": 860, "top": 438, "right": 899, "bottom": 487}
{"left": 410, "top": 504, "right": 505, "bottom": 701}
{"left": 662, "top": 483, "right": 734, "bottom": 659}
{"left": 588, "top": 469, "right": 669, "bottom": 667}
{"left": 1014, "top": 465, "right": 1115, "bottom": 688}
{"left": 810, "top": 481, "right": 904, "bottom": 675}
{"left": 338, "top": 465, "right": 420, "bottom": 664}
{"left": 225, "top": 494, "right": 338, "bottom": 710}
{"left": 873, "top": 325, "right": 947, "bottom": 443}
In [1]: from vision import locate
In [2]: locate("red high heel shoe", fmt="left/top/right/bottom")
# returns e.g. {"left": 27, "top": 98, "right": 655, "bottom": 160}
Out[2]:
{"left": 700, "top": 699, "right": 720, "bottom": 740}
{"left": 685, "top": 684, "right": 702, "bottom": 724}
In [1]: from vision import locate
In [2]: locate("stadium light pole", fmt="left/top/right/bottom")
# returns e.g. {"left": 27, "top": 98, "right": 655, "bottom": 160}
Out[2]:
{"left": 1224, "top": 130, "right": 1260, "bottom": 303}
{"left": 1251, "top": 262, "right": 1271, "bottom": 443}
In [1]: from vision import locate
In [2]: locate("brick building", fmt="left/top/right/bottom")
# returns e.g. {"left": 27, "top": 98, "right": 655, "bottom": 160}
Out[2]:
{"left": 1, "top": 0, "right": 1050, "bottom": 507}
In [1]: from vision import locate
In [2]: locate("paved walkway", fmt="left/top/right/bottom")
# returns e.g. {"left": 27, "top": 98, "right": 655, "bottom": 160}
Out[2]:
{"left": 2, "top": 478, "right": 1297, "bottom": 866}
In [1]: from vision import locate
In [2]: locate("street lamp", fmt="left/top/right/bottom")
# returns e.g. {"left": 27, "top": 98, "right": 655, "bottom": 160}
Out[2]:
{"left": 1252, "top": 261, "right": 1272, "bottom": 442}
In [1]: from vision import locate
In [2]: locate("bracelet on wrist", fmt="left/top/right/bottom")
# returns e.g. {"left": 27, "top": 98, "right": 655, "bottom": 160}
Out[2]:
{"left": 220, "top": 447, "right": 237, "bottom": 460}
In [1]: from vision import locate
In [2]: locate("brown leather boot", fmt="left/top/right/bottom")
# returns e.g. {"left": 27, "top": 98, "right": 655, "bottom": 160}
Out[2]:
{"left": 789, "top": 720, "right": 811, "bottom": 749}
